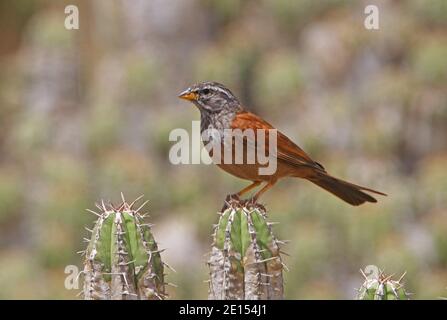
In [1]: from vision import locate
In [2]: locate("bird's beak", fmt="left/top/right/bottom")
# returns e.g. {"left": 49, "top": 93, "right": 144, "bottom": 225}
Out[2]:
{"left": 178, "top": 89, "right": 198, "bottom": 101}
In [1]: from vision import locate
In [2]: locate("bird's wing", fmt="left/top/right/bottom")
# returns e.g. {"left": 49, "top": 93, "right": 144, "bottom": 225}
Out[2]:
{"left": 231, "top": 111, "right": 325, "bottom": 171}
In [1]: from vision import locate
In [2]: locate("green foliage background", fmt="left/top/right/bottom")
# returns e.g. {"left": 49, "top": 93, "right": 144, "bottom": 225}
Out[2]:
{"left": 0, "top": 0, "right": 446, "bottom": 299}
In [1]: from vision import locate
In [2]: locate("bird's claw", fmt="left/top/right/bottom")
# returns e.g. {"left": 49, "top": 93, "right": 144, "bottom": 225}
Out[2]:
{"left": 221, "top": 195, "right": 266, "bottom": 212}
{"left": 243, "top": 197, "right": 264, "bottom": 211}
{"left": 244, "top": 197, "right": 256, "bottom": 208}
{"left": 221, "top": 194, "right": 240, "bottom": 212}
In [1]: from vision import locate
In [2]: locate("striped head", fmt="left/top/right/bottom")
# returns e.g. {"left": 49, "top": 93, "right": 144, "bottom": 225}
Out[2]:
{"left": 178, "top": 82, "right": 242, "bottom": 114}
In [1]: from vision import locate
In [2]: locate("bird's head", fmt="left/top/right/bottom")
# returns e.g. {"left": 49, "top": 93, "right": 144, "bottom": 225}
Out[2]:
{"left": 178, "top": 82, "right": 241, "bottom": 114}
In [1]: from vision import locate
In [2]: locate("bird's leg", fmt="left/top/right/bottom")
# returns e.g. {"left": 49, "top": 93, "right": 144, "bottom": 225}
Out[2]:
{"left": 246, "top": 180, "right": 277, "bottom": 208}
{"left": 236, "top": 181, "right": 262, "bottom": 197}
{"left": 221, "top": 181, "right": 261, "bottom": 212}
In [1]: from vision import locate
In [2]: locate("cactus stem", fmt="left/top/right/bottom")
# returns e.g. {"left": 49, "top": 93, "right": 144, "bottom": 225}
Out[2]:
{"left": 83, "top": 197, "right": 167, "bottom": 300}
{"left": 208, "top": 201, "right": 284, "bottom": 299}
{"left": 102, "top": 272, "right": 130, "bottom": 283}
{"left": 357, "top": 268, "right": 409, "bottom": 300}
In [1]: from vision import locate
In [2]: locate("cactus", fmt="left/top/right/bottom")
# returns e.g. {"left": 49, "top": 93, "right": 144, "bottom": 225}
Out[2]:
{"left": 357, "top": 269, "right": 409, "bottom": 300}
{"left": 82, "top": 196, "right": 166, "bottom": 300}
{"left": 208, "top": 200, "right": 285, "bottom": 300}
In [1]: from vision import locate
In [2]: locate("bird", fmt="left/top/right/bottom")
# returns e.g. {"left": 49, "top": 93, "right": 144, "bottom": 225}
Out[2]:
{"left": 178, "top": 81, "right": 386, "bottom": 209}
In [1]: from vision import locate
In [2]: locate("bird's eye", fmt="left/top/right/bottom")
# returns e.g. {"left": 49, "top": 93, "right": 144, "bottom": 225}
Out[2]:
{"left": 201, "top": 88, "right": 210, "bottom": 95}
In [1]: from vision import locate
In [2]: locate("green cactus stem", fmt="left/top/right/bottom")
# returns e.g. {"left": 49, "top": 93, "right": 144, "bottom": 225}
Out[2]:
{"left": 357, "top": 269, "right": 409, "bottom": 300}
{"left": 208, "top": 200, "right": 285, "bottom": 300}
{"left": 82, "top": 196, "right": 166, "bottom": 300}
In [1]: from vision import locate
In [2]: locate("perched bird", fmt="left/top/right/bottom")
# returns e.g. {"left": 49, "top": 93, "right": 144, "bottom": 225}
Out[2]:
{"left": 179, "top": 81, "right": 386, "bottom": 208}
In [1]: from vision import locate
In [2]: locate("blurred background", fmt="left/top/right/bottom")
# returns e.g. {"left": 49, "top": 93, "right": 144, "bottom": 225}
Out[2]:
{"left": 0, "top": 0, "right": 446, "bottom": 299}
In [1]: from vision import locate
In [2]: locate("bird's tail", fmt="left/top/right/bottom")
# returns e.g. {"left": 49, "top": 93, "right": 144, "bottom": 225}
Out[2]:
{"left": 307, "top": 172, "right": 386, "bottom": 206}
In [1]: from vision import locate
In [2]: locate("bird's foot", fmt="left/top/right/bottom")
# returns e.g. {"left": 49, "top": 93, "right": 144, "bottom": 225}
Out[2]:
{"left": 221, "top": 194, "right": 241, "bottom": 212}
{"left": 243, "top": 197, "right": 266, "bottom": 211}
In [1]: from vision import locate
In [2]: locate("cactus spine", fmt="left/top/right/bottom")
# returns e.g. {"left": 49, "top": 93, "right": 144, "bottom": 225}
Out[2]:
{"left": 82, "top": 197, "right": 166, "bottom": 300}
{"left": 208, "top": 201, "right": 284, "bottom": 299}
{"left": 357, "top": 270, "right": 409, "bottom": 300}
